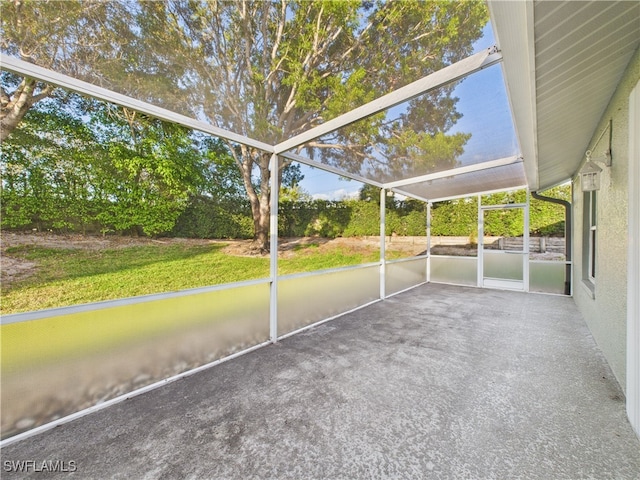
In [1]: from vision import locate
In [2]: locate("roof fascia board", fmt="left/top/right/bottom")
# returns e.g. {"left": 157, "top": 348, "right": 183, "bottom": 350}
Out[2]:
{"left": 279, "top": 151, "right": 384, "bottom": 188}
{"left": 273, "top": 47, "right": 502, "bottom": 155}
{"left": 383, "top": 155, "right": 522, "bottom": 189}
{"left": 488, "top": 1, "right": 539, "bottom": 191}
{"left": 0, "top": 54, "right": 274, "bottom": 153}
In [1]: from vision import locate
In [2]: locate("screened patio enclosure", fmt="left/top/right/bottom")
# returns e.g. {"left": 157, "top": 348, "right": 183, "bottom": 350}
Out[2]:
{"left": 1, "top": 0, "right": 638, "bottom": 445}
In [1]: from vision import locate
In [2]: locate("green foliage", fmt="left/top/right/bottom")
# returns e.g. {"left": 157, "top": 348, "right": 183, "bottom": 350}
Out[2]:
{"left": 342, "top": 200, "right": 380, "bottom": 237}
{"left": 171, "top": 196, "right": 253, "bottom": 239}
{"left": 387, "top": 209, "right": 427, "bottom": 236}
{"left": 431, "top": 197, "right": 478, "bottom": 236}
{"left": 0, "top": 105, "right": 105, "bottom": 233}
{"left": 530, "top": 186, "right": 569, "bottom": 236}
{"left": 2, "top": 1, "right": 489, "bottom": 250}
{"left": 0, "top": 95, "right": 237, "bottom": 237}
{"left": 430, "top": 186, "right": 570, "bottom": 237}
{"left": 174, "top": 196, "right": 427, "bottom": 240}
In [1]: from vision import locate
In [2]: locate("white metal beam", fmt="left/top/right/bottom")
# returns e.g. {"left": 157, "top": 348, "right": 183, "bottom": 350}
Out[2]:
{"left": 273, "top": 47, "right": 503, "bottom": 155}
{"left": 279, "top": 151, "right": 384, "bottom": 188}
{"left": 396, "top": 182, "right": 528, "bottom": 204}
{"left": 388, "top": 188, "right": 429, "bottom": 203}
{"left": 383, "top": 155, "right": 522, "bottom": 189}
{"left": 426, "top": 202, "right": 432, "bottom": 283}
{"left": 0, "top": 54, "right": 274, "bottom": 153}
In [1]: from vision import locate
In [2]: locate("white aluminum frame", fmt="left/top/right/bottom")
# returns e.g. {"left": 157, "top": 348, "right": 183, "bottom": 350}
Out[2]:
{"left": 1, "top": 51, "right": 532, "bottom": 202}
{"left": 0, "top": 42, "right": 538, "bottom": 446}
{"left": 627, "top": 81, "right": 640, "bottom": 438}
{"left": 426, "top": 202, "right": 432, "bottom": 283}
{"left": 0, "top": 55, "right": 274, "bottom": 154}
{"left": 478, "top": 194, "right": 530, "bottom": 292}
{"left": 269, "top": 153, "right": 279, "bottom": 342}
{"left": 380, "top": 188, "right": 387, "bottom": 299}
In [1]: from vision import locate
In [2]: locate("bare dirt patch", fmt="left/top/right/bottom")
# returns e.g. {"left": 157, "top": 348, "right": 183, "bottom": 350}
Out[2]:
{"left": 0, "top": 232, "right": 217, "bottom": 290}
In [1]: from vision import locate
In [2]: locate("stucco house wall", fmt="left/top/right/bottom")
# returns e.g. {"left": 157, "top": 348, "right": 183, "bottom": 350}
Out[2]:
{"left": 572, "top": 47, "right": 640, "bottom": 392}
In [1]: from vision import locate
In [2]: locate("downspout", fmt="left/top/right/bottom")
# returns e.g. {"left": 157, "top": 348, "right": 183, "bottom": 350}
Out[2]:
{"left": 531, "top": 191, "right": 572, "bottom": 295}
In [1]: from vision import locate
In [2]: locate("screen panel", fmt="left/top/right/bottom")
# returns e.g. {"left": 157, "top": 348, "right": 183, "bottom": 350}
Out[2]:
{"left": 1, "top": 282, "right": 270, "bottom": 440}
{"left": 430, "top": 255, "right": 477, "bottom": 286}
{"left": 386, "top": 258, "right": 427, "bottom": 296}
{"left": 277, "top": 266, "right": 379, "bottom": 337}
{"left": 529, "top": 261, "right": 568, "bottom": 295}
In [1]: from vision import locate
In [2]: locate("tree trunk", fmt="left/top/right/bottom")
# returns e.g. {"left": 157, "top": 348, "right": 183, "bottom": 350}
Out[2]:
{"left": 240, "top": 148, "right": 272, "bottom": 255}
{"left": 1, "top": 78, "right": 54, "bottom": 142}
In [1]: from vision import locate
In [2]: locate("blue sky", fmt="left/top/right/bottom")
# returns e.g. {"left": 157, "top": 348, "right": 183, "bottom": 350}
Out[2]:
{"left": 297, "top": 23, "right": 517, "bottom": 200}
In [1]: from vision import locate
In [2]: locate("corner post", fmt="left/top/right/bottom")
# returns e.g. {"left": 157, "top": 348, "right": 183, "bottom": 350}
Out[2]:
{"left": 380, "top": 188, "right": 386, "bottom": 299}
{"left": 269, "top": 153, "right": 279, "bottom": 342}
{"left": 477, "top": 194, "right": 484, "bottom": 287}
{"left": 426, "top": 201, "right": 432, "bottom": 283}
{"left": 524, "top": 189, "right": 531, "bottom": 292}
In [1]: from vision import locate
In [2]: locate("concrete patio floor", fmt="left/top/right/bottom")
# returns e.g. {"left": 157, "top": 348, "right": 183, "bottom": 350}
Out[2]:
{"left": 1, "top": 283, "right": 639, "bottom": 479}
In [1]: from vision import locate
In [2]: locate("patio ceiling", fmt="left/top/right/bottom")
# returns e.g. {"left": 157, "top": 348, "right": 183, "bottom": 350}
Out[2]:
{"left": 2, "top": 1, "right": 637, "bottom": 201}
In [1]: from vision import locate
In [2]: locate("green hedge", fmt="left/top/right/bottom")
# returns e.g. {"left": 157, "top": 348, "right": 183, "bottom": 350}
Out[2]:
{"left": 4, "top": 186, "right": 568, "bottom": 239}
{"left": 430, "top": 187, "right": 568, "bottom": 237}
{"left": 171, "top": 196, "right": 254, "bottom": 239}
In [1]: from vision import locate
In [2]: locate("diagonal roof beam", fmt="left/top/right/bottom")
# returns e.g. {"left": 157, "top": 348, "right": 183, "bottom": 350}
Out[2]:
{"left": 387, "top": 189, "right": 430, "bottom": 203}
{"left": 279, "top": 151, "right": 384, "bottom": 188}
{"left": 397, "top": 182, "right": 528, "bottom": 204}
{"left": 0, "top": 54, "right": 274, "bottom": 153}
{"left": 383, "top": 155, "right": 522, "bottom": 189}
{"left": 273, "top": 46, "right": 503, "bottom": 155}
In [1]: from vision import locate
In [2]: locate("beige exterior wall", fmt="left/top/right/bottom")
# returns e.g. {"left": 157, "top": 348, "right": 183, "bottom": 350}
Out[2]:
{"left": 572, "top": 47, "right": 640, "bottom": 392}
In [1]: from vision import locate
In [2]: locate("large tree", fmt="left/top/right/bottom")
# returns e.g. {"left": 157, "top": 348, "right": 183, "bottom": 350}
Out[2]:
{"left": 0, "top": 0, "right": 134, "bottom": 140}
{"left": 1, "top": 0, "right": 488, "bottom": 251}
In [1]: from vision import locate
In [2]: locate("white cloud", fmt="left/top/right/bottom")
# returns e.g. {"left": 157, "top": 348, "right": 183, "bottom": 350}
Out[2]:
{"left": 311, "top": 188, "right": 360, "bottom": 201}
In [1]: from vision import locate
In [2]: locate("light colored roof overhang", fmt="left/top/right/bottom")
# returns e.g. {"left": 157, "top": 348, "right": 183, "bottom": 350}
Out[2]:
{"left": 489, "top": 0, "right": 640, "bottom": 192}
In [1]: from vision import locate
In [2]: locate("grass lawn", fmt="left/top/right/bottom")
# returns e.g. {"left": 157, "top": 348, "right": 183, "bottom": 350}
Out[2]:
{"left": 1, "top": 238, "right": 417, "bottom": 373}
{"left": 1, "top": 240, "right": 399, "bottom": 314}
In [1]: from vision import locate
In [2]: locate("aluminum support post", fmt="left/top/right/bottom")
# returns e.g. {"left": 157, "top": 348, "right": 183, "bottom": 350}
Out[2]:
{"left": 426, "top": 202, "right": 432, "bottom": 283}
{"left": 380, "top": 188, "right": 386, "bottom": 300}
{"left": 477, "top": 194, "right": 484, "bottom": 287}
{"left": 269, "top": 154, "right": 279, "bottom": 342}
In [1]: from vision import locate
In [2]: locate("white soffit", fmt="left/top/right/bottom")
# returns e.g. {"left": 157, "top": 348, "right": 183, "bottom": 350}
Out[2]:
{"left": 533, "top": 0, "right": 639, "bottom": 189}
{"left": 490, "top": 0, "right": 640, "bottom": 192}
